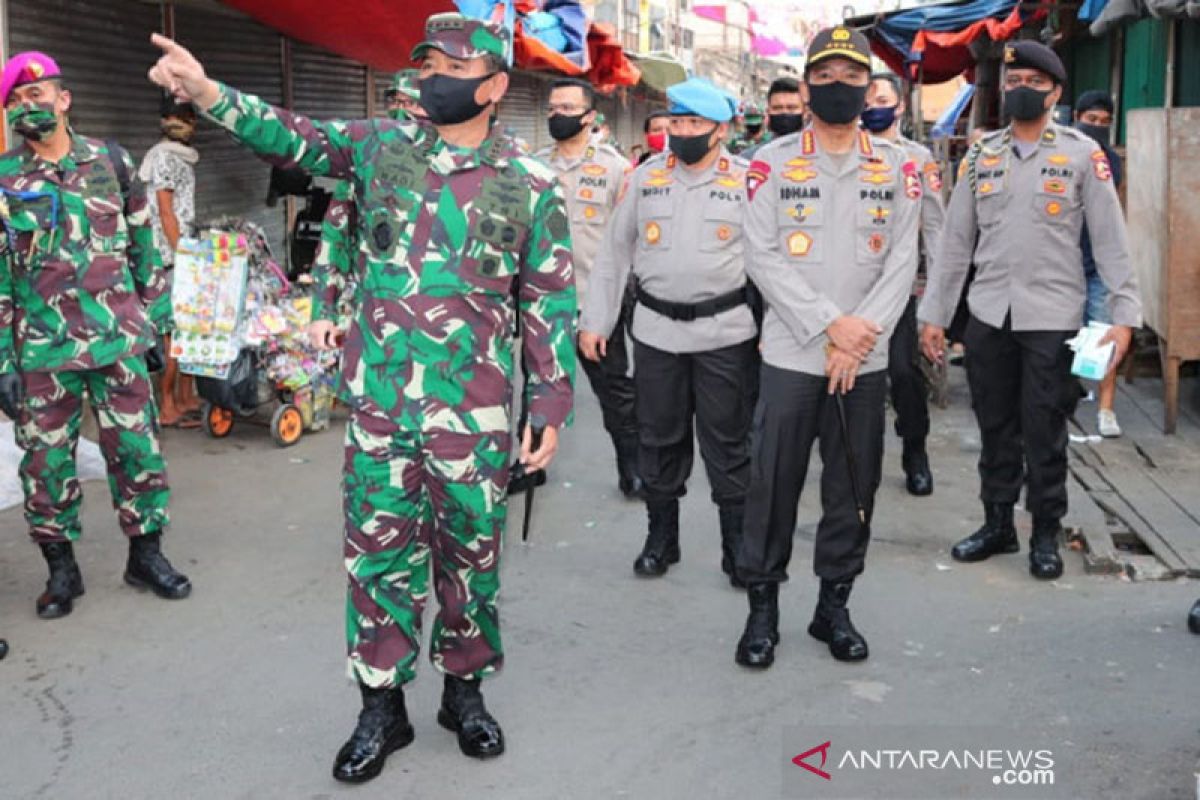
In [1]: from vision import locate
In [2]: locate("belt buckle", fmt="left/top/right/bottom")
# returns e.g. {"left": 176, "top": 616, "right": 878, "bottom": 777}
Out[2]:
{"left": 675, "top": 304, "right": 697, "bottom": 322}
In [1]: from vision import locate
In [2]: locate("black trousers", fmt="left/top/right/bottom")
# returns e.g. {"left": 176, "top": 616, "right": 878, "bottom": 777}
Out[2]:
{"left": 963, "top": 315, "right": 1077, "bottom": 522}
{"left": 633, "top": 338, "right": 757, "bottom": 506}
{"left": 578, "top": 300, "right": 637, "bottom": 446}
{"left": 737, "top": 366, "right": 887, "bottom": 583}
{"left": 887, "top": 295, "right": 929, "bottom": 443}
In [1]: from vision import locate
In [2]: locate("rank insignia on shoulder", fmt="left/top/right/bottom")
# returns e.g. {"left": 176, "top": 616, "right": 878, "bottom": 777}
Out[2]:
{"left": 746, "top": 160, "right": 771, "bottom": 202}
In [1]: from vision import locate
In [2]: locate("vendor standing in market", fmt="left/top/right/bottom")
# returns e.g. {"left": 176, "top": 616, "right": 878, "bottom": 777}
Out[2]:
{"left": 148, "top": 14, "right": 576, "bottom": 783}
{"left": 0, "top": 52, "right": 192, "bottom": 620}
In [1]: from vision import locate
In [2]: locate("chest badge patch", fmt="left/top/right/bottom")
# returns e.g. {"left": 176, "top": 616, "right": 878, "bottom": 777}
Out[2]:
{"left": 716, "top": 224, "right": 734, "bottom": 242}
{"left": 1045, "top": 200, "right": 1063, "bottom": 217}
{"left": 787, "top": 230, "right": 813, "bottom": 257}
{"left": 867, "top": 232, "right": 886, "bottom": 253}
{"left": 645, "top": 221, "right": 662, "bottom": 245}
{"left": 1042, "top": 179, "right": 1067, "bottom": 195}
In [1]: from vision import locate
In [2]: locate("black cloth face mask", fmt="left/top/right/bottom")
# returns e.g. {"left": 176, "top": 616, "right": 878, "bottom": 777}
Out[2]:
{"left": 548, "top": 112, "right": 588, "bottom": 142}
{"left": 419, "top": 73, "right": 495, "bottom": 126}
{"left": 668, "top": 126, "right": 718, "bottom": 165}
{"left": 806, "top": 81, "right": 868, "bottom": 125}
{"left": 1004, "top": 86, "right": 1052, "bottom": 122}
{"left": 768, "top": 113, "right": 804, "bottom": 137}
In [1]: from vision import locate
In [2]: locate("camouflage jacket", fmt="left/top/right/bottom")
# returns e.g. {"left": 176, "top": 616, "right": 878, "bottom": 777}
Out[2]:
{"left": 312, "top": 179, "right": 358, "bottom": 324}
{"left": 205, "top": 84, "right": 577, "bottom": 434}
{"left": 0, "top": 134, "right": 167, "bottom": 374}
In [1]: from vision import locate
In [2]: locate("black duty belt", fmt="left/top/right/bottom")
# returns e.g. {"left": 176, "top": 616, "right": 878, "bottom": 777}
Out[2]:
{"left": 635, "top": 284, "right": 750, "bottom": 322}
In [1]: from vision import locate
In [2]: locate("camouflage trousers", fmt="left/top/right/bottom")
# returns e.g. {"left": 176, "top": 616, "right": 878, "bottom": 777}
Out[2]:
{"left": 343, "top": 410, "right": 509, "bottom": 689}
{"left": 16, "top": 356, "right": 170, "bottom": 543}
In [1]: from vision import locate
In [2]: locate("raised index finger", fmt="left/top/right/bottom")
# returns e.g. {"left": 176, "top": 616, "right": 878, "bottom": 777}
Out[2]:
{"left": 150, "top": 32, "right": 183, "bottom": 55}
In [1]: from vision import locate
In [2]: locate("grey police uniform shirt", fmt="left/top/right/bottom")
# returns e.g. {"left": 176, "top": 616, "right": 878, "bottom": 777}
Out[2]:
{"left": 896, "top": 135, "right": 946, "bottom": 276}
{"left": 534, "top": 142, "right": 628, "bottom": 310}
{"left": 743, "top": 128, "right": 921, "bottom": 377}
{"left": 581, "top": 149, "right": 758, "bottom": 354}
{"left": 918, "top": 123, "right": 1141, "bottom": 331}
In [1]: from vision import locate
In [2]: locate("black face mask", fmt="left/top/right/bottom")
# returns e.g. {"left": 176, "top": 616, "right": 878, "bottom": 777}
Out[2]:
{"left": 548, "top": 112, "right": 588, "bottom": 142}
{"left": 806, "top": 81, "right": 868, "bottom": 126}
{"left": 669, "top": 127, "right": 717, "bottom": 165}
{"left": 744, "top": 123, "right": 763, "bottom": 137}
{"left": 1076, "top": 121, "right": 1110, "bottom": 146}
{"left": 768, "top": 113, "right": 805, "bottom": 137}
{"left": 419, "top": 73, "right": 494, "bottom": 126}
{"left": 1004, "top": 86, "right": 1051, "bottom": 122}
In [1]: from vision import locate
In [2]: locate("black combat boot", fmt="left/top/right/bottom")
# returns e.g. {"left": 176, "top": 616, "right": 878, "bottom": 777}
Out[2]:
{"left": 736, "top": 582, "right": 779, "bottom": 668}
{"left": 124, "top": 533, "right": 192, "bottom": 600}
{"left": 718, "top": 504, "right": 747, "bottom": 589}
{"left": 634, "top": 499, "right": 680, "bottom": 577}
{"left": 1028, "top": 518, "right": 1064, "bottom": 580}
{"left": 438, "top": 675, "right": 505, "bottom": 759}
{"left": 332, "top": 683, "right": 415, "bottom": 783}
{"left": 614, "top": 433, "right": 645, "bottom": 500}
{"left": 950, "top": 503, "right": 1019, "bottom": 562}
{"left": 1188, "top": 600, "right": 1200, "bottom": 635}
{"left": 901, "top": 438, "right": 933, "bottom": 497}
{"left": 808, "top": 579, "right": 869, "bottom": 662}
{"left": 36, "top": 541, "right": 85, "bottom": 620}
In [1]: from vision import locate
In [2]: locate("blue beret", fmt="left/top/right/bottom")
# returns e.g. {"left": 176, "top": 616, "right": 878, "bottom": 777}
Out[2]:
{"left": 667, "top": 77, "right": 734, "bottom": 123}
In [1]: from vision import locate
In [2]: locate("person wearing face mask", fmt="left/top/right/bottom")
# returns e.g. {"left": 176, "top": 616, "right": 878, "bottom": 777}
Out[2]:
{"left": 1073, "top": 90, "right": 1124, "bottom": 439}
{"left": 148, "top": 13, "right": 576, "bottom": 780}
{"left": 639, "top": 109, "right": 671, "bottom": 165}
{"left": 861, "top": 72, "right": 945, "bottom": 498}
{"left": 580, "top": 77, "right": 758, "bottom": 588}
{"left": 139, "top": 96, "right": 201, "bottom": 429}
{"left": 535, "top": 78, "right": 642, "bottom": 499}
{"left": 310, "top": 70, "right": 426, "bottom": 347}
{"left": 734, "top": 27, "right": 921, "bottom": 669}
{"left": 0, "top": 52, "right": 191, "bottom": 623}
{"left": 919, "top": 42, "right": 1140, "bottom": 582}
{"left": 742, "top": 77, "right": 806, "bottom": 160}
{"left": 729, "top": 102, "right": 766, "bottom": 155}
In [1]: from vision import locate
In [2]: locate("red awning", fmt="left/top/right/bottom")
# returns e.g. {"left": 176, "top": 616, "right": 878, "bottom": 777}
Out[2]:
{"left": 220, "top": 0, "right": 453, "bottom": 72}
{"left": 220, "top": 0, "right": 639, "bottom": 88}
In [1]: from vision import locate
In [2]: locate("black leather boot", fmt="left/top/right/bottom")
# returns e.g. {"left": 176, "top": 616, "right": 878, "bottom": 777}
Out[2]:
{"left": 634, "top": 499, "right": 680, "bottom": 577}
{"left": 36, "top": 541, "right": 85, "bottom": 620}
{"left": 718, "top": 504, "right": 747, "bottom": 589}
{"left": 614, "top": 433, "right": 645, "bottom": 500}
{"left": 1029, "top": 518, "right": 1064, "bottom": 580}
{"left": 808, "top": 579, "right": 869, "bottom": 662}
{"left": 1188, "top": 600, "right": 1200, "bottom": 635}
{"left": 902, "top": 439, "right": 933, "bottom": 497}
{"left": 950, "top": 503, "right": 1019, "bottom": 562}
{"left": 332, "top": 683, "right": 415, "bottom": 783}
{"left": 124, "top": 533, "right": 192, "bottom": 600}
{"left": 735, "top": 582, "right": 779, "bottom": 668}
{"left": 438, "top": 675, "right": 505, "bottom": 759}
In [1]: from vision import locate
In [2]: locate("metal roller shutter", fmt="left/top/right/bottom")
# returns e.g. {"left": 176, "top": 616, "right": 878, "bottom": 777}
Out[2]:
{"left": 291, "top": 41, "right": 368, "bottom": 120}
{"left": 173, "top": 5, "right": 286, "bottom": 253}
{"left": 497, "top": 71, "right": 544, "bottom": 152}
{"left": 7, "top": 0, "right": 162, "bottom": 161}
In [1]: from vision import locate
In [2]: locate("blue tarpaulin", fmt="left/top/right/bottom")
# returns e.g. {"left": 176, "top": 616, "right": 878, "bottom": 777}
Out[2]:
{"left": 875, "top": 0, "right": 1018, "bottom": 61}
{"left": 930, "top": 82, "right": 975, "bottom": 138}
{"left": 1079, "top": 0, "right": 1112, "bottom": 21}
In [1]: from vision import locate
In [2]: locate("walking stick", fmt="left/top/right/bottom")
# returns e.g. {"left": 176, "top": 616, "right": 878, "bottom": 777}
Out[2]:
{"left": 833, "top": 392, "right": 868, "bottom": 527}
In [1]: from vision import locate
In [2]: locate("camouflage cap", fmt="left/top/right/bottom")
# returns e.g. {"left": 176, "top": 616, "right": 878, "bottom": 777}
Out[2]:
{"left": 389, "top": 69, "right": 421, "bottom": 101}
{"left": 411, "top": 12, "right": 511, "bottom": 64}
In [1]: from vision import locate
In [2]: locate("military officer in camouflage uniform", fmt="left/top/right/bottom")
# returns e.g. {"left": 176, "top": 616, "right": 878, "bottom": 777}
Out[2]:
{"left": 311, "top": 70, "right": 425, "bottom": 343}
{"left": 734, "top": 28, "right": 920, "bottom": 669}
{"left": 0, "top": 52, "right": 191, "bottom": 621}
{"left": 535, "top": 77, "right": 641, "bottom": 498}
{"left": 729, "top": 102, "right": 765, "bottom": 155}
{"left": 919, "top": 42, "right": 1139, "bottom": 581}
{"left": 861, "top": 72, "right": 945, "bottom": 497}
{"left": 150, "top": 14, "right": 576, "bottom": 782}
{"left": 580, "top": 77, "right": 757, "bottom": 587}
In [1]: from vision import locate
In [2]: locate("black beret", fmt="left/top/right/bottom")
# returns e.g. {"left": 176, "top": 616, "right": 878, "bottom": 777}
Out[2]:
{"left": 1075, "top": 90, "right": 1114, "bottom": 114}
{"left": 1003, "top": 41, "right": 1067, "bottom": 84}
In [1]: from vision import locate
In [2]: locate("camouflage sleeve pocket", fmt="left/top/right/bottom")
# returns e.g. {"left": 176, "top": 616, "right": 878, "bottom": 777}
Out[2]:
{"left": 84, "top": 196, "right": 130, "bottom": 253}
{"left": 462, "top": 209, "right": 525, "bottom": 293}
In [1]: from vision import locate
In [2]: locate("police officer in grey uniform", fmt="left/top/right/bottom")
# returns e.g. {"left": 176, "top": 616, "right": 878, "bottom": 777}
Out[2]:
{"left": 861, "top": 72, "right": 946, "bottom": 496}
{"left": 580, "top": 77, "right": 757, "bottom": 586}
{"left": 734, "top": 27, "right": 920, "bottom": 669}
{"left": 536, "top": 78, "right": 642, "bottom": 498}
{"left": 919, "top": 42, "right": 1140, "bottom": 581}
